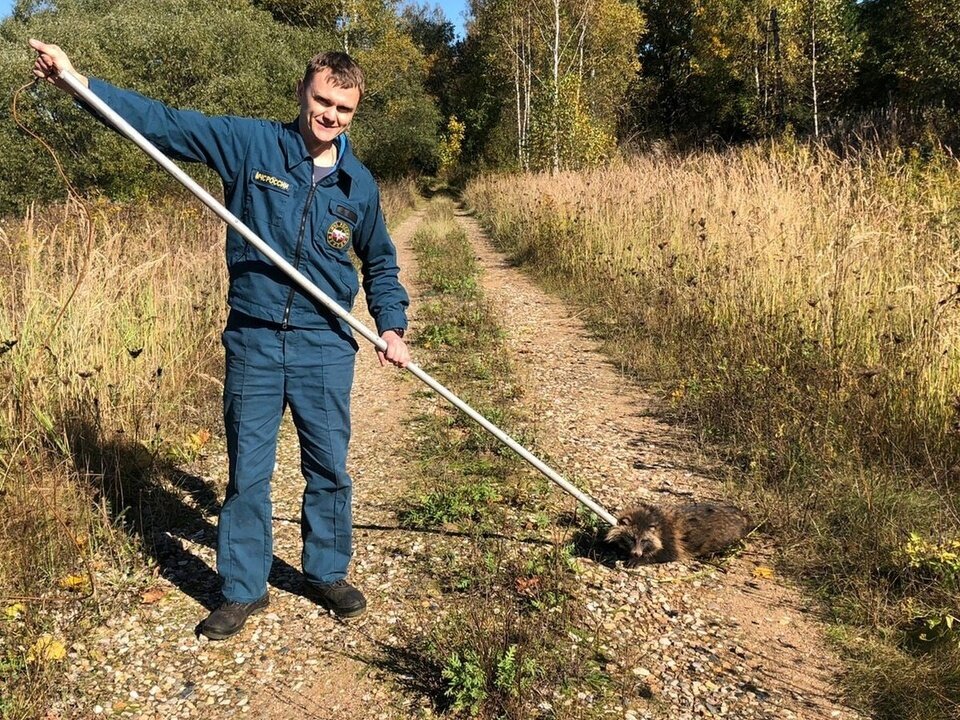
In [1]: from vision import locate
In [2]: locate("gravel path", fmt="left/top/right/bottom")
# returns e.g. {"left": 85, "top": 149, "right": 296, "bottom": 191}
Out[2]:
{"left": 51, "top": 199, "right": 864, "bottom": 720}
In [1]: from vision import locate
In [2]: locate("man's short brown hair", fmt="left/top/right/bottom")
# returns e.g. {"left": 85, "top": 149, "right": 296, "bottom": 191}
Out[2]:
{"left": 303, "top": 52, "right": 365, "bottom": 98}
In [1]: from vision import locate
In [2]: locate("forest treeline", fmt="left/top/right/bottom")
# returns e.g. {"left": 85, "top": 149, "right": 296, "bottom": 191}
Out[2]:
{"left": 2, "top": 0, "right": 959, "bottom": 213}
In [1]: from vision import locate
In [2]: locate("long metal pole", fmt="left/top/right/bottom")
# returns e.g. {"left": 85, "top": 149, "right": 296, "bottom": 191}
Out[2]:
{"left": 58, "top": 69, "right": 618, "bottom": 528}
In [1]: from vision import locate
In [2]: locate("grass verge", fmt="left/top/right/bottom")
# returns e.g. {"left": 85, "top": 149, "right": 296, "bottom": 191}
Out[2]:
{"left": 397, "top": 199, "right": 546, "bottom": 533}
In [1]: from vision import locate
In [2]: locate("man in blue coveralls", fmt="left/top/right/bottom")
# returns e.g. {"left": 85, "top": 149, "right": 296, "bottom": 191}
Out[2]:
{"left": 31, "top": 39, "right": 412, "bottom": 640}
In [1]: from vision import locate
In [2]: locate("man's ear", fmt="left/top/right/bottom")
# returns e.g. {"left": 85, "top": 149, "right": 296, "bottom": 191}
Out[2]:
{"left": 295, "top": 79, "right": 303, "bottom": 102}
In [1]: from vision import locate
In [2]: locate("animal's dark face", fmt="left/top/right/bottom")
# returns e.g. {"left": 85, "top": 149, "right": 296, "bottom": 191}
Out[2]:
{"left": 605, "top": 506, "right": 664, "bottom": 567}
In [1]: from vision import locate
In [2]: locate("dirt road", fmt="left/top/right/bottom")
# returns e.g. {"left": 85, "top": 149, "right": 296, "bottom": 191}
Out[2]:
{"left": 54, "top": 198, "right": 862, "bottom": 720}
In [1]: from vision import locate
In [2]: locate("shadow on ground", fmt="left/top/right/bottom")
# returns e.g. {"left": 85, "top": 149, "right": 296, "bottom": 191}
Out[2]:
{"left": 554, "top": 510, "right": 623, "bottom": 567}
{"left": 363, "top": 638, "right": 452, "bottom": 715}
{"left": 418, "top": 182, "right": 462, "bottom": 202}
{"left": 63, "top": 412, "right": 310, "bottom": 613}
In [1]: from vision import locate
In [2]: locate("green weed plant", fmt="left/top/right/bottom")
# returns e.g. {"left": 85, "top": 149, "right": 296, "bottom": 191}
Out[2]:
{"left": 396, "top": 541, "right": 617, "bottom": 719}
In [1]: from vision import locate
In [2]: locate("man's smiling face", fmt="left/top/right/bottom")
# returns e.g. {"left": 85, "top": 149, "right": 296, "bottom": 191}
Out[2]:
{"left": 296, "top": 68, "right": 361, "bottom": 155}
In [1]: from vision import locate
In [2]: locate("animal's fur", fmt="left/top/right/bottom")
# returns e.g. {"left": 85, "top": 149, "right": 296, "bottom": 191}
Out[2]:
{"left": 605, "top": 502, "right": 751, "bottom": 566}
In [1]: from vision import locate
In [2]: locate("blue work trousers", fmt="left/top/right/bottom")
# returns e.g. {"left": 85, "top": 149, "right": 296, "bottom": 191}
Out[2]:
{"left": 217, "top": 310, "right": 357, "bottom": 603}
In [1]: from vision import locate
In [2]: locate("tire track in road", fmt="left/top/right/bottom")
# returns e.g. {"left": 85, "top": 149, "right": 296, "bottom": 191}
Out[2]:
{"left": 255, "top": 208, "right": 432, "bottom": 719}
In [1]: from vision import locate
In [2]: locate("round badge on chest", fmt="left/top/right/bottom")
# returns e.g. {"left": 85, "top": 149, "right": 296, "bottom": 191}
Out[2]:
{"left": 327, "top": 220, "right": 352, "bottom": 250}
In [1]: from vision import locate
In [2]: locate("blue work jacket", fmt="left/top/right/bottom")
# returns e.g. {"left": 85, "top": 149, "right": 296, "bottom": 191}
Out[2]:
{"left": 87, "top": 78, "right": 409, "bottom": 336}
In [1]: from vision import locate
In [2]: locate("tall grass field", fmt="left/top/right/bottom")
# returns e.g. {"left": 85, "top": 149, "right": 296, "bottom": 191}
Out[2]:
{"left": 0, "top": 178, "right": 417, "bottom": 717}
{"left": 467, "top": 144, "right": 960, "bottom": 719}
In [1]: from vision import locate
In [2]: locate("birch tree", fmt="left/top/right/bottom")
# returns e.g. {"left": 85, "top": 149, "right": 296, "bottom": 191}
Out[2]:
{"left": 470, "top": 0, "right": 642, "bottom": 170}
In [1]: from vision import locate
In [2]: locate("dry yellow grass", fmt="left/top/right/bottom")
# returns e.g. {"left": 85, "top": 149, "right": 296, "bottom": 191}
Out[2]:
{"left": 468, "top": 145, "right": 960, "bottom": 469}
{"left": 7, "top": 201, "right": 225, "bottom": 418}
{"left": 0, "top": 196, "right": 226, "bottom": 588}
{"left": 0, "top": 194, "right": 227, "bottom": 717}
{"left": 467, "top": 144, "right": 960, "bottom": 719}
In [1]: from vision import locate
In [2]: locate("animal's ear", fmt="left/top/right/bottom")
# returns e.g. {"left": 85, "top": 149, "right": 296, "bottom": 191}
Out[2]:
{"left": 618, "top": 515, "right": 631, "bottom": 525}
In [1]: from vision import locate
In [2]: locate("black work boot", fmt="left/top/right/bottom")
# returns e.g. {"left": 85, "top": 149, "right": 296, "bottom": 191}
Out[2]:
{"left": 306, "top": 579, "right": 366, "bottom": 618}
{"left": 199, "top": 594, "right": 269, "bottom": 640}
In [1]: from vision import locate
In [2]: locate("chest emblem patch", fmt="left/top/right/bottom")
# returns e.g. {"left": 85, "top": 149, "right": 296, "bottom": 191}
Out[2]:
{"left": 327, "top": 220, "right": 352, "bottom": 250}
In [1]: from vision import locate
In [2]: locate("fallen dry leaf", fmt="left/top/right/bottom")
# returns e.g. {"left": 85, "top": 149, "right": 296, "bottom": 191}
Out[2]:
{"left": 27, "top": 634, "right": 67, "bottom": 663}
{"left": 141, "top": 587, "right": 166, "bottom": 604}
{"left": 189, "top": 428, "right": 212, "bottom": 452}
{"left": 58, "top": 574, "right": 89, "bottom": 592}
{"left": 752, "top": 565, "right": 775, "bottom": 579}
{"left": 515, "top": 576, "right": 541, "bottom": 596}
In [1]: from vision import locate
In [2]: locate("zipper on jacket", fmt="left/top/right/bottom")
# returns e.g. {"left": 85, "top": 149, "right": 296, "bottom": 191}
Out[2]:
{"left": 281, "top": 181, "right": 320, "bottom": 329}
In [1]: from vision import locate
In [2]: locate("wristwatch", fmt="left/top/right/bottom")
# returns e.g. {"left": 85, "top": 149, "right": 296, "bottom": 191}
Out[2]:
{"left": 387, "top": 328, "right": 405, "bottom": 338}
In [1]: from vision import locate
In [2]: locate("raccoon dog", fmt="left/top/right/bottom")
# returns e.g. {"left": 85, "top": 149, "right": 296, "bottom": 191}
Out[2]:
{"left": 605, "top": 502, "right": 751, "bottom": 566}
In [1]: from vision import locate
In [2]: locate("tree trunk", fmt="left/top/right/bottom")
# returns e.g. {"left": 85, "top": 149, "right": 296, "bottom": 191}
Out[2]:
{"left": 772, "top": 6, "right": 783, "bottom": 126}
{"left": 762, "top": 15, "right": 770, "bottom": 117}
{"left": 513, "top": 18, "right": 523, "bottom": 164}
{"left": 552, "top": 0, "right": 561, "bottom": 174}
{"left": 340, "top": 0, "right": 351, "bottom": 53}
{"left": 522, "top": 7, "right": 532, "bottom": 169}
{"left": 810, "top": 0, "right": 819, "bottom": 138}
